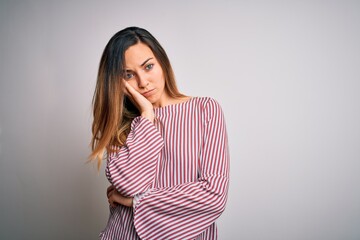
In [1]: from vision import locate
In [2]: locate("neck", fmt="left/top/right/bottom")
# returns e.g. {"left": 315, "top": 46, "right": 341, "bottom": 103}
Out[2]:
{"left": 153, "top": 94, "right": 190, "bottom": 108}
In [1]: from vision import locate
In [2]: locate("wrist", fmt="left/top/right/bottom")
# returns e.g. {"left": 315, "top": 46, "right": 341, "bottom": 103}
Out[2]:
{"left": 141, "top": 110, "right": 154, "bottom": 123}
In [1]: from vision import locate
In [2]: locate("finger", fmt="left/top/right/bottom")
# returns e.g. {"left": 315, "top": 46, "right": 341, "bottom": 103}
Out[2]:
{"left": 107, "top": 185, "right": 114, "bottom": 192}
{"left": 123, "top": 81, "right": 141, "bottom": 107}
{"left": 108, "top": 197, "right": 117, "bottom": 208}
{"left": 107, "top": 189, "right": 116, "bottom": 199}
{"left": 113, "top": 192, "right": 133, "bottom": 207}
{"left": 124, "top": 81, "right": 145, "bottom": 102}
{"left": 123, "top": 80, "right": 135, "bottom": 97}
{"left": 107, "top": 185, "right": 115, "bottom": 197}
{"left": 123, "top": 80, "right": 135, "bottom": 94}
{"left": 123, "top": 81, "right": 131, "bottom": 96}
{"left": 124, "top": 81, "right": 152, "bottom": 109}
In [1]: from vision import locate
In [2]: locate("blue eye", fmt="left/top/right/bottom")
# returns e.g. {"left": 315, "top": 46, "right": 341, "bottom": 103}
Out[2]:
{"left": 145, "top": 64, "right": 154, "bottom": 70}
{"left": 124, "top": 72, "right": 134, "bottom": 80}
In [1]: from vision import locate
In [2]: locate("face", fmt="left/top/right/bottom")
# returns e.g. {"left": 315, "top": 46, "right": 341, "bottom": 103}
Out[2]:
{"left": 123, "top": 42, "right": 169, "bottom": 108}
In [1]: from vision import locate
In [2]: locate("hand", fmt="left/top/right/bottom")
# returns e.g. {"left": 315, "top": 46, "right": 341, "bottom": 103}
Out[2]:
{"left": 107, "top": 185, "right": 133, "bottom": 208}
{"left": 123, "top": 80, "right": 154, "bottom": 123}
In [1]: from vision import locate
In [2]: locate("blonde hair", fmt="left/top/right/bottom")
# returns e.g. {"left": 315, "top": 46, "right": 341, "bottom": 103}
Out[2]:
{"left": 89, "top": 27, "right": 185, "bottom": 169}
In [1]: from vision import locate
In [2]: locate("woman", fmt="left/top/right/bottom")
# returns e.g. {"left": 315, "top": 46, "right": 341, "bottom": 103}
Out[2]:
{"left": 90, "top": 27, "right": 229, "bottom": 240}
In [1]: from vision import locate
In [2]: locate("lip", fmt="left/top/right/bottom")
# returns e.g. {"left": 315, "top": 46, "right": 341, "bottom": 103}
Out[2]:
{"left": 142, "top": 89, "right": 155, "bottom": 97}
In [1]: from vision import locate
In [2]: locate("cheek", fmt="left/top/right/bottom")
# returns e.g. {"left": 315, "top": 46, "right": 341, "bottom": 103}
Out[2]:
{"left": 154, "top": 68, "right": 165, "bottom": 84}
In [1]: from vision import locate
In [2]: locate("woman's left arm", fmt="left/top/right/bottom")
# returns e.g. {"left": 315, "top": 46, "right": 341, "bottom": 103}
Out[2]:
{"left": 133, "top": 99, "right": 230, "bottom": 240}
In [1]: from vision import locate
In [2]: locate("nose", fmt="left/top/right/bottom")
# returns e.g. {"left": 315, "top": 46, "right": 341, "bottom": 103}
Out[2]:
{"left": 137, "top": 72, "right": 149, "bottom": 88}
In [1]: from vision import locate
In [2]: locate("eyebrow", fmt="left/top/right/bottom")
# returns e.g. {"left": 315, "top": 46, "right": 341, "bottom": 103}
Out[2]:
{"left": 140, "top": 57, "right": 153, "bottom": 67}
{"left": 125, "top": 57, "right": 153, "bottom": 72}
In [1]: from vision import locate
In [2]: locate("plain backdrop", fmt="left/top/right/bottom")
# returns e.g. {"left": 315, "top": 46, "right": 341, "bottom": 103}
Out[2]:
{"left": 1, "top": 0, "right": 360, "bottom": 239}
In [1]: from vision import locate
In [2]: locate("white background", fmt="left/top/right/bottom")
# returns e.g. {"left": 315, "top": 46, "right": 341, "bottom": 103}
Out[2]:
{"left": 1, "top": 0, "right": 359, "bottom": 239}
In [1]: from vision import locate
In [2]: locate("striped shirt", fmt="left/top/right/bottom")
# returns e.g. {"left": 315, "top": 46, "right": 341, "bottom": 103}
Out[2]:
{"left": 100, "top": 97, "right": 230, "bottom": 240}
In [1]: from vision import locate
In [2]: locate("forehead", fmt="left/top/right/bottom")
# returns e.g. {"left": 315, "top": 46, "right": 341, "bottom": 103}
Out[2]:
{"left": 124, "top": 42, "right": 155, "bottom": 67}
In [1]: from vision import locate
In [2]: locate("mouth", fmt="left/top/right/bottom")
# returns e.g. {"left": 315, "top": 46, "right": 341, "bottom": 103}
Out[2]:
{"left": 142, "top": 89, "right": 155, "bottom": 97}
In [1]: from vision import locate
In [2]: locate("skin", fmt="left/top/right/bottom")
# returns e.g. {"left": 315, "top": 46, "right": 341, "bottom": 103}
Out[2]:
{"left": 107, "top": 42, "right": 189, "bottom": 208}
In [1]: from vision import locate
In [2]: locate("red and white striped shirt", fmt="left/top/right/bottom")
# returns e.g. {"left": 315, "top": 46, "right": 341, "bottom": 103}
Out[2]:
{"left": 100, "top": 97, "right": 230, "bottom": 240}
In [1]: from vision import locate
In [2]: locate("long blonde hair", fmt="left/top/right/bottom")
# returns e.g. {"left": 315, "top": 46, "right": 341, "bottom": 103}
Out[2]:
{"left": 89, "top": 27, "right": 185, "bottom": 169}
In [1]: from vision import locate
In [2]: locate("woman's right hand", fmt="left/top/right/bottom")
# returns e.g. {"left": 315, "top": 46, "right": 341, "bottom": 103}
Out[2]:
{"left": 124, "top": 80, "right": 154, "bottom": 123}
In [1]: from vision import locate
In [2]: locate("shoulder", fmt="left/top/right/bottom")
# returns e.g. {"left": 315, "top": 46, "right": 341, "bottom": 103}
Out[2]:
{"left": 191, "top": 96, "right": 223, "bottom": 111}
{"left": 190, "top": 97, "right": 225, "bottom": 121}
{"left": 190, "top": 96, "right": 222, "bottom": 108}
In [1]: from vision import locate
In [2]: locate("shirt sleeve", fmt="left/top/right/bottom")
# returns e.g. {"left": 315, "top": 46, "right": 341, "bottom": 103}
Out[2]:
{"left": 106, "top": 116, "right": 164, "bottom": 197}
{"left": 133, "top": 99, "right": 230, "bottom": 240}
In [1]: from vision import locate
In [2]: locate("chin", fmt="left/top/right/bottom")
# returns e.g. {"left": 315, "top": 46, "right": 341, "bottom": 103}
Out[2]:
{"left": 148, "top": 97, "right": 158, "bottom": 105}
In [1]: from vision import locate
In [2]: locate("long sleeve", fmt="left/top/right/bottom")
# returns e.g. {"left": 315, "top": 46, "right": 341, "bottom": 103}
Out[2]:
{"left": 133, "top": 99, "right": 230, "bottom": 239}
{"left": 106, "top": 116, "right": 164, "bottom": 197}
